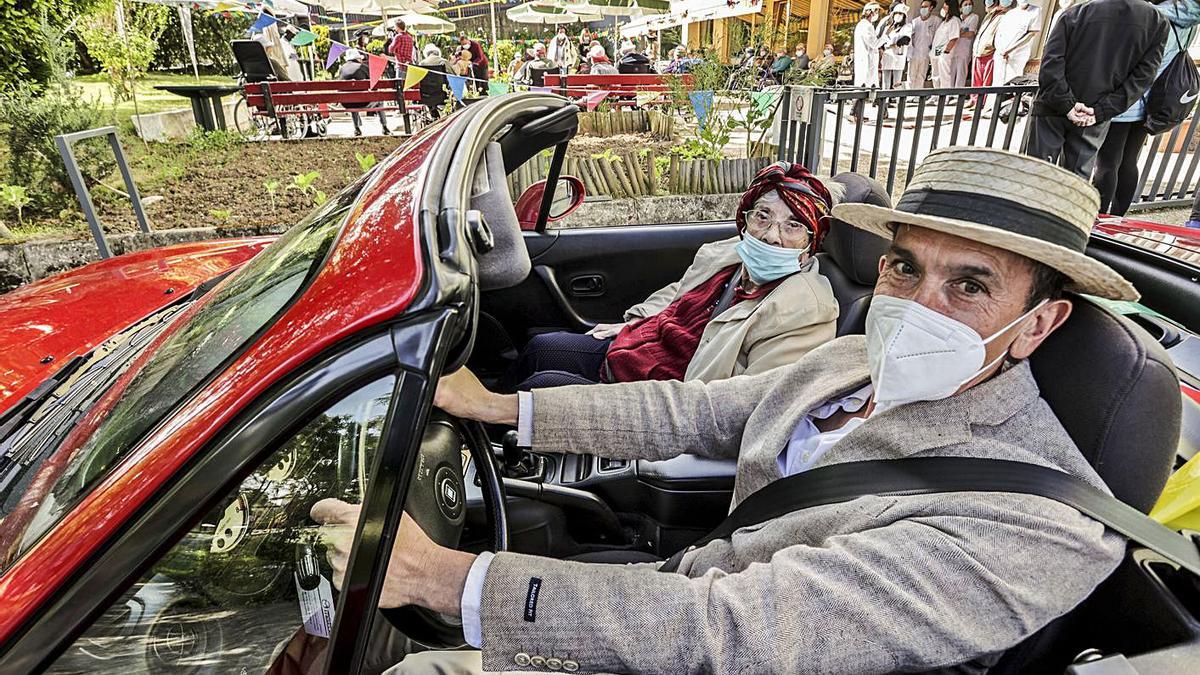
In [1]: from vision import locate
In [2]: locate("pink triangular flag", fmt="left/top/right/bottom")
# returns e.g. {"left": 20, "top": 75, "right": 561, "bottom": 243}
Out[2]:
{"left": 368, "top": 53, "right": 387, "bottom": 89}
{"left": 584, "top": 90, "right": 609, "bottom": 112}
{"left": 325, "top": 42, "right": 347, "bottom": 70}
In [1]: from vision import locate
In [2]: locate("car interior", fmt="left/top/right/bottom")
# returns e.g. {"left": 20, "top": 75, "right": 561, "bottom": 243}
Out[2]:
{"left": 456, "top": 108, "right": 1200, "bottom": 673}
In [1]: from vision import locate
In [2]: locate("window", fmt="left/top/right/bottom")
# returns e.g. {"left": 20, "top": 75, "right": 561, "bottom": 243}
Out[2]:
{"left": 47, "top": 376, "right": 395, "bottom": 674}
{"left": 0, "top": 179, "right": 367, "bottom": 572}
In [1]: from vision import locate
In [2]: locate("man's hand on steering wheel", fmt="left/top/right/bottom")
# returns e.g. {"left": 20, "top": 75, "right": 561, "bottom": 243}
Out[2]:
{"left": 433, "top": 367, "right": 518, "bottom": 426}
{"left": 310, "top": 498, "right": 476, "bottom": 616}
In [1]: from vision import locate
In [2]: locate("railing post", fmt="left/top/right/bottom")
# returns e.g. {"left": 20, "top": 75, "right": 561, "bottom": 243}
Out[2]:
{"left": 55, "top": 126, "right": 152, "bottom": 259}
{"left": 803, "top": 88, "right": 829, "bottom": 174}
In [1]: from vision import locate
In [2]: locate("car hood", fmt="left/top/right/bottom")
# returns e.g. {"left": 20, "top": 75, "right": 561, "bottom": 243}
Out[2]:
{"left": 0, "top": 237, "right": 274, "bottom": 414}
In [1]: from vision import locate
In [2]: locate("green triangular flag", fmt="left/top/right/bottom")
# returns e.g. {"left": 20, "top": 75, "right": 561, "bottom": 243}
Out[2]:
{"left": 751, "top": 91, "right": 777, "bottom": 115}
{"left": 291, "top": 29, "right": 317, "bottom": 47}
{"left": 488, "top": 80, "right": 510, "bottom": 97}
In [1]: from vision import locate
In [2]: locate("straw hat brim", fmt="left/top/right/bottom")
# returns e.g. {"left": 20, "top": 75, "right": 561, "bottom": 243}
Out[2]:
{"left": 831, "top": 202, "right": 1140, "bottom": 301}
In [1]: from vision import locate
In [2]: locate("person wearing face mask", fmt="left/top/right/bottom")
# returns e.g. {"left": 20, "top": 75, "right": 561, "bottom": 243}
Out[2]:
{"left": 1028, "top": 0, "right": 1169, "bottom": 178}
{"left": 909, "top": 0, "right": 942, "bottom": 87}
{"left": 992, "top": 0, "right": 1041, "bottom": 84}
{"left": 500, "top": 163, "right": 844, "bottom": 391}
{"left": 951, "top": 0, "right": 979, "bottom": 86}
{"left": 814, "top": 43, "right": 837, "bottom": 69}
{"left": 362, "top": 147, "right": 1136, "bottom": 675}
{"left": 794, "top": 44, "right": 811, "bottom": 71}
{"left": 971, "top": 0, "right": 1009, "bottom": 93}
{"left": 852, "top": 3, "right": 886, "bottom": 120}
{"left": 931, "top": 0, "right": 963, "bottom": 87}
{"left": 881, "top": 8, "right": 914, "bottom": 90}
{"left": 546, "top": 26, "right": 577, "bottom": 75}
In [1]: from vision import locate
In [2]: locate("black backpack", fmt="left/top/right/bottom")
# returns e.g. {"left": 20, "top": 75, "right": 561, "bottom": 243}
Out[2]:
{"left": 1144, "top": 23, "right": 1200, "bottom": 135}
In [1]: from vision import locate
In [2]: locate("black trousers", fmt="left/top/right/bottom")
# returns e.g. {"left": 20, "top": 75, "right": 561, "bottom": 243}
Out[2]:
{"left": 1026, "top": 114, "right": 1111, "bottom": 178}
{"left": 1093, "top": 121, "right": 1150, "bottom": 216}
{"left": 472, "top": 63, "right": 488, "bottom": 94}
{"left": 502, "top": 331, "right": 613, "bottom": 391}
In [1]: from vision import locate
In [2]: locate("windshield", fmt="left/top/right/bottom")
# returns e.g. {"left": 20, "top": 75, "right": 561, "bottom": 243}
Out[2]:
{"left": 0, "top": 182, "right": 364, "bottom": 571}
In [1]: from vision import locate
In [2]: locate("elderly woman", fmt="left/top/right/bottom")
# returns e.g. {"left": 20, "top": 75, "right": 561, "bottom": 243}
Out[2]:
{"left": 505, "top": 163, "right": 841, "bottom": 390}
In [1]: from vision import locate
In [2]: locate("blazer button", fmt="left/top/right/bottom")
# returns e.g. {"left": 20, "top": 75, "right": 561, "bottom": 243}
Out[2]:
{"left": 563, "top": 660, "right": 580, "bottom": 672}
{"left": 514, "top": 653, "right": 531, "bottom": 667}
{"left": 531, "top": 655, "right": 547, "bottom": 667}
{"left": 546, "top": 657, "right": 563, "bottom": 670}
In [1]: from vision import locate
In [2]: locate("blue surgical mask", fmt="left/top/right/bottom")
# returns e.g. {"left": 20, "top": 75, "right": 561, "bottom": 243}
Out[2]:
{"left": 735, "top": 233, "right": 808, "bottom": 285}
{"left": 919, "top": 7, "right": 930, "bottom": 17}
{"left": 985, "top": 0, "right": 996, "bottom": 7}
{"left": 1000, "top": 0, "right": 1015, "bottom": 6}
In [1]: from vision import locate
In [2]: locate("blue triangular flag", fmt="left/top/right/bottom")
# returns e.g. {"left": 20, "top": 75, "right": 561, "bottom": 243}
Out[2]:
{"left": 690, "top": 90, "right": 714, "bottom": 129}
{"left": 249, "top": 10, "right": 278, "bottom": 33}
{"left": 447, "top": 74, "right": 466, "bottom": 101}
{"left": 531, "top": 86, "right": 551, "bottom": 93}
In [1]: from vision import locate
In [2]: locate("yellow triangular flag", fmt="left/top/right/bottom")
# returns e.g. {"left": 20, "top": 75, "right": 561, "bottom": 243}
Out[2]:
{"left": 403, "top": 66, "right": 427, "bottom": 90}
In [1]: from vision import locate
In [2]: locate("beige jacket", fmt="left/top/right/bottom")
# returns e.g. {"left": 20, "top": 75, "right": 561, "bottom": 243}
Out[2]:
{"left": 478, "top": 336, "right": 1124, "bottom": 674}
{"left": 622, "top": 236, "right": 838, "bottom": 382}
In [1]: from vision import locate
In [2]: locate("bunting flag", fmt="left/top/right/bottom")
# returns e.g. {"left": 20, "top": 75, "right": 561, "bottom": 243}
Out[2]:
{"left": 488, "top": 80, "right": 510, "bottom": 97}
{"left": 404, "top": 65, "right": 428, "bottom": 89}
{"left": 325, "top": 43, "right": 346, "bottom": 69}
{"left": 249, "top": 10, "right": 277, "bottom": 33}
{"left": 750, "top": 90, "right": 778, "bottom": 115}
{"left": 531, "top": 86, "right": 552, "bottom": 94}
{"left": 635, "top": 91, "right": 660, "bottom": 108}
{"left": 291, "top": 29, "right": 316, "bottom": 47}
{"left": 690, "top": 90, "right": 715, "bottom": 128}
{"left": 367, "top": 54, "right": 387, "bottom": 89}
{"left": 584, "top": 90, "right": 609, "bottom": 112}
{"left": 447, "top": 74, "right": 467, "bottom": 101}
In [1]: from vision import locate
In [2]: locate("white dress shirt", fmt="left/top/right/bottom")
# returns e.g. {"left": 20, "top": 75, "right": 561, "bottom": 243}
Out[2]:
{"left": 461, "top": 386, "right": 877, "bottom": 647}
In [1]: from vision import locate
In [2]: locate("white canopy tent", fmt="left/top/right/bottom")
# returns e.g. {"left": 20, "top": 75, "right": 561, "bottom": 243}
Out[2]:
{"left": 506, "top": 2, "right": 602, "bottom": 25}
{"left": 371, "top": 11, "right": 455, "bottom": 35}
{"left": 618, "top": 12, "right": 679, "bottom": 37}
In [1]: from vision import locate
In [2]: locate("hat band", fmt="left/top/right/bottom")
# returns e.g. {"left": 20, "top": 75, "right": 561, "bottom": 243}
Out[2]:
{"left": 896, "top": 188, "right": 1088, "bottom": 253}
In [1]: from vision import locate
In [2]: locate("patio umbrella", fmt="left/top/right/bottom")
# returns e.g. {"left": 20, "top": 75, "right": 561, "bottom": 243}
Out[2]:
{"left": 506, "top": 2, "right": 602, "bottom": 24}
{"left": 371, "top": 11, "right": 455, "bottom": 35}
{"left": 559, "top": 0, "right": 669, "bottom": 17}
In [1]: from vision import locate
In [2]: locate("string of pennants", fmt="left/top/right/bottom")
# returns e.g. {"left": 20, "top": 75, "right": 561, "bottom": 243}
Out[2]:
{"left": 234, "top": 3, "right": 777, "bottom": 114}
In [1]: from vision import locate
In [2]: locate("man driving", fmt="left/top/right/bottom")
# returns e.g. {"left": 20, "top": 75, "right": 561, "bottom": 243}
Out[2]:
{"left": 312, "top": 147, "right": 1133, "bottom": 674}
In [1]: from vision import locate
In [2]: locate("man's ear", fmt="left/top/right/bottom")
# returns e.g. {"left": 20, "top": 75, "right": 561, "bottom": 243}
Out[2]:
{"left": 1010, "top": 298, "right": 1073, "bottom": 360}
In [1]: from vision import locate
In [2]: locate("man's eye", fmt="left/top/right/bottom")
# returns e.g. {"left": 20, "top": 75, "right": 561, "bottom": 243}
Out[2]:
{"left": 960, "top": 280, "right": 986, "bottom": 295}
{"left": 892, "top": 260, "right": 917, "bottom": 276}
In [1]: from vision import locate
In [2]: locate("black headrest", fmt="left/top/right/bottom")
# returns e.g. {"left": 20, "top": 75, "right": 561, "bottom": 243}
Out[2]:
{"left": 1029, "top": 299, "right": 1180, "bottom": 513}
{"left": 821, "top": 173, "right": 892, "bottom": 286}
{"left": 231, "top": 40, "right": 276, "bottom": 83}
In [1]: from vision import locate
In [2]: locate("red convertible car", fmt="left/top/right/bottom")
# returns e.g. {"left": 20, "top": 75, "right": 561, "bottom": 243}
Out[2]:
{"left": 0, "top": 93, "right": 1199, "bottom": 674}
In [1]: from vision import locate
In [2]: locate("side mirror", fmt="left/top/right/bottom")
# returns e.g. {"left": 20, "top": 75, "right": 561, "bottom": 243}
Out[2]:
{"left": 515, "top": 176, "right": 587, "bottom": 231}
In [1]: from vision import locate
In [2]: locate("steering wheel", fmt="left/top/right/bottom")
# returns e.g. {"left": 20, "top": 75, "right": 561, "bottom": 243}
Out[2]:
{"left": 381, "top": 411, "right": 508, "bottom": 647}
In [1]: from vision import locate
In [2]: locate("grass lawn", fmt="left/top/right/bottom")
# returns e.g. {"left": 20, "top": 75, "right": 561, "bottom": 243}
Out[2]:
{"left": 72, "top": 72, "right": 239, "bottom": 123}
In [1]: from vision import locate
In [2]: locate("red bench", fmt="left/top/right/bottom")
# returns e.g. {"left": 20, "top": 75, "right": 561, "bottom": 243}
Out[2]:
{"left": 542, "top": 73, "right": 694, "bottom": 105}
{"left": 243, "top": 79, "right": 424, "bottom": 137}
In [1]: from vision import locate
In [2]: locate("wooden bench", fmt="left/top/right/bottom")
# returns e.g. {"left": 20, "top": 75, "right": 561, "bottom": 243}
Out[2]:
{"left": 542, "top": 73, "right": 694, "bottom": 106}
{"left": 243, "top": 79, "right": 424, "bottom": 138}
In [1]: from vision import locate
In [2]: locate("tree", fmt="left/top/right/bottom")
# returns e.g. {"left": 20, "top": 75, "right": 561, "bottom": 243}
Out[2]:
{"left": 78, "top": 0, "right": 171, "bottom": 101}
{"left": 153, "top": 9, "right": 253, "bottom": 75}
{"left": 0, "top": 0, "right": 99, "bottom": 87}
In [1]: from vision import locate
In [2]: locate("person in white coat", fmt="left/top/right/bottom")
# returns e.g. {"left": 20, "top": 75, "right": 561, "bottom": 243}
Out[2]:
{"left": 932, "top": 0, "right": 962, "bottom": 87}
{"left": 993, "top": 0, "right": 1042, "bottom": 83}
{"left": 546, "top": 27, "right": 577, "bottom": 75}
{"left": 951, "top": 1, "right": 979, "bottom": 86}
{"left": 881, "top": 8, "right": 914, "bottom": 89}
{"left": 908, "top": 0, "right": 942, "bottom": 87}
{"left": 852, "top": 2, "right": 886, "bottom": 119}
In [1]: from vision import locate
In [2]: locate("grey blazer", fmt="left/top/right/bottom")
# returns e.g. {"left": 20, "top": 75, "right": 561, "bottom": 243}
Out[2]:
{"left": 477, "top": 336, "right": 1126, "bottom": 674}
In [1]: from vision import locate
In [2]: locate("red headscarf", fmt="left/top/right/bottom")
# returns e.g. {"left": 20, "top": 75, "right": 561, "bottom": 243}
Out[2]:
{"left": 736, "top": 161, "right": 833, "bottom": 250}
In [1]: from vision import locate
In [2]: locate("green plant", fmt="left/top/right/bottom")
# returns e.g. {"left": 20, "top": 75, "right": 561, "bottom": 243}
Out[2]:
{"left": 0, "top": 0, "right": 97, "bottom": 87}
{"left": 264, "top": 180, "right": 280, "bottom": 212}
{"left": 152, "top": 10, "right": 253, "bottom": 75}
{"left": 0, "top": 81, "right": 114, "bottom": 214}
{"left": 733, "top": 91, "right": 778, "bottom": 159}
{"left": 355, "top": 151, "right": 377, "bottom": 173}
{"left": 288, "top": 171, "right": 321, "bottom": 195}
{"left": 78, "top": 0, "right": 171, "bottom": 101}
{"left": 313, "top": 190, "right": 328, "bottom": 206}
{"left": 0, "top": 185, "right": 32, "bottom": 224}
{"left": 186, "top": 129, "right": 244, "bottom": 153}
{"left": 210, "top": 208, "right": 232, "bottom": 224}
{"left": 590, "top": 148, "right": 622, "bottom": 163}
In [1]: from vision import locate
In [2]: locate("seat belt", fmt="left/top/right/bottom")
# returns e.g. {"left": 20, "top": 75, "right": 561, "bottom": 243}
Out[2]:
{"left": 657, "top": 457, "right": 1200, "bottom": 576}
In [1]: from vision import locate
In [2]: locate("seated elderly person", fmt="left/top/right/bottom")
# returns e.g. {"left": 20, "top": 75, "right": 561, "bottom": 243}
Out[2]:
{"left": 515, "top": 42, "right": 556, "bottom": 85}
{"left": 587, "top": 45, "right": 620, "bottom": 75}
{"left": 617, "top": 43, "right": 655, "bottom": 74}
{"left": 503, "top": 163, "right": 842, "bottom": 390}
{"left": 315, "top": 147, "right": 1137, "bottom": 674}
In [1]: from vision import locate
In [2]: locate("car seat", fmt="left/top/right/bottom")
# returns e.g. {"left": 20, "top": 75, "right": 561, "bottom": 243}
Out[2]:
{"left": 993, "top": 300, "right": 1182, "bottom": 673}
{"left": 816, "top": 173, "right": 892, "bottom": 336}
{"left": 472, "top": 141, "right": 530, "bottom": 291}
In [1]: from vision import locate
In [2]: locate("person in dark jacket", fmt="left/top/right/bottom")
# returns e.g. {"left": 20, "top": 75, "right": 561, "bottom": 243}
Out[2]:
{"left": 417, "top": 44, "right": 449, "bottom": 120}
{"left": 458, "top": 34, "right": 489, "bottom": 95}
{"left": 616, "top": 44, "right": 654, "bottom": 74}
{"left": 1026, "top": 0, "right": 1169, "bottom": 177}
{"left": 337, "top": 49, "right": 391, "bottom": 137}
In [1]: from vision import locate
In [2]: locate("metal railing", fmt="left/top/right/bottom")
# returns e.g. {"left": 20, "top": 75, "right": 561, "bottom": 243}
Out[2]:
{"left": 776, "top": 85, "right": 1200, "bottom": 212}
{"left": 55, "top": 126, "right": 151, "bottom": 258}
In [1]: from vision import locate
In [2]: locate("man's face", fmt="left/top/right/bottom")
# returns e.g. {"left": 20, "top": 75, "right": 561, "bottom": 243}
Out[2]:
{"left": 874, "top": 225, "right": 1071, "bottom": 378}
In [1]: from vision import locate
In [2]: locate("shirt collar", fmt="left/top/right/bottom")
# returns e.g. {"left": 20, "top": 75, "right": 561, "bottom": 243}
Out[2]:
{"left": 810, "top": 383, "right": 873, "bottom": 420}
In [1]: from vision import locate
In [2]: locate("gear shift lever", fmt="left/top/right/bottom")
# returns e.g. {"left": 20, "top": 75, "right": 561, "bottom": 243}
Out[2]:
{"left": 500, "top": 430, "right": 543, "bottom": 480}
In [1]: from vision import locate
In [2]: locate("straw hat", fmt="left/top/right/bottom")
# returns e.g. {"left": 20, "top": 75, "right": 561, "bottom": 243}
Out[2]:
{"left": 862, "top": 2, "right": 882, "bottom": 13}
{"left": 830, "top": 147, "right": 1138, "bottom": 300}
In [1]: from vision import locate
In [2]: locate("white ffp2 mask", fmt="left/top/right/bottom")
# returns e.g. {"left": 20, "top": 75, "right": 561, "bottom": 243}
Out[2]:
{"left": 865, "top": 295, "right": 1046, "bottom": 409}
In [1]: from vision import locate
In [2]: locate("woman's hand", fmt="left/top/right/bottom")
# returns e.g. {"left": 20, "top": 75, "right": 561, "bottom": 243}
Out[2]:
{"left": 586, "top": 322, "right": 627, "bottom": 340}
{"left": 433, "top": 367, "right": 519, "bottom": 425}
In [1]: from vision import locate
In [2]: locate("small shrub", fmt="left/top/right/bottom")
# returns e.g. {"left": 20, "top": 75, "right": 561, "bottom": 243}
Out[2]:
{"left": 354, "top": 151, "right": 377, "bottom": 172}
{"left": 0, "top": 184, "right": 32, "bottom": 223}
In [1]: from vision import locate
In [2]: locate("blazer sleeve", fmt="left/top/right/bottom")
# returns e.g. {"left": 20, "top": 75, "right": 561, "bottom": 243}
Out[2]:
{"left": 1035, "top": 12, "right": 1075, "bottom": 115}
{"left": 1092, "top": 15, "right": 1169, "bottom": 122}
{"left": 529, "top": 366, "right": 788, "bottom": 461}
{"left": 476, "top": 497, "right": 1124, "bottom": 674}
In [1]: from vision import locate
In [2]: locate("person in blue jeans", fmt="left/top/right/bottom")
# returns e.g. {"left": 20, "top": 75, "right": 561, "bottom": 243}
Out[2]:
{"left": 1093, "top": 0, "right": 1200, "bottom": 217}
